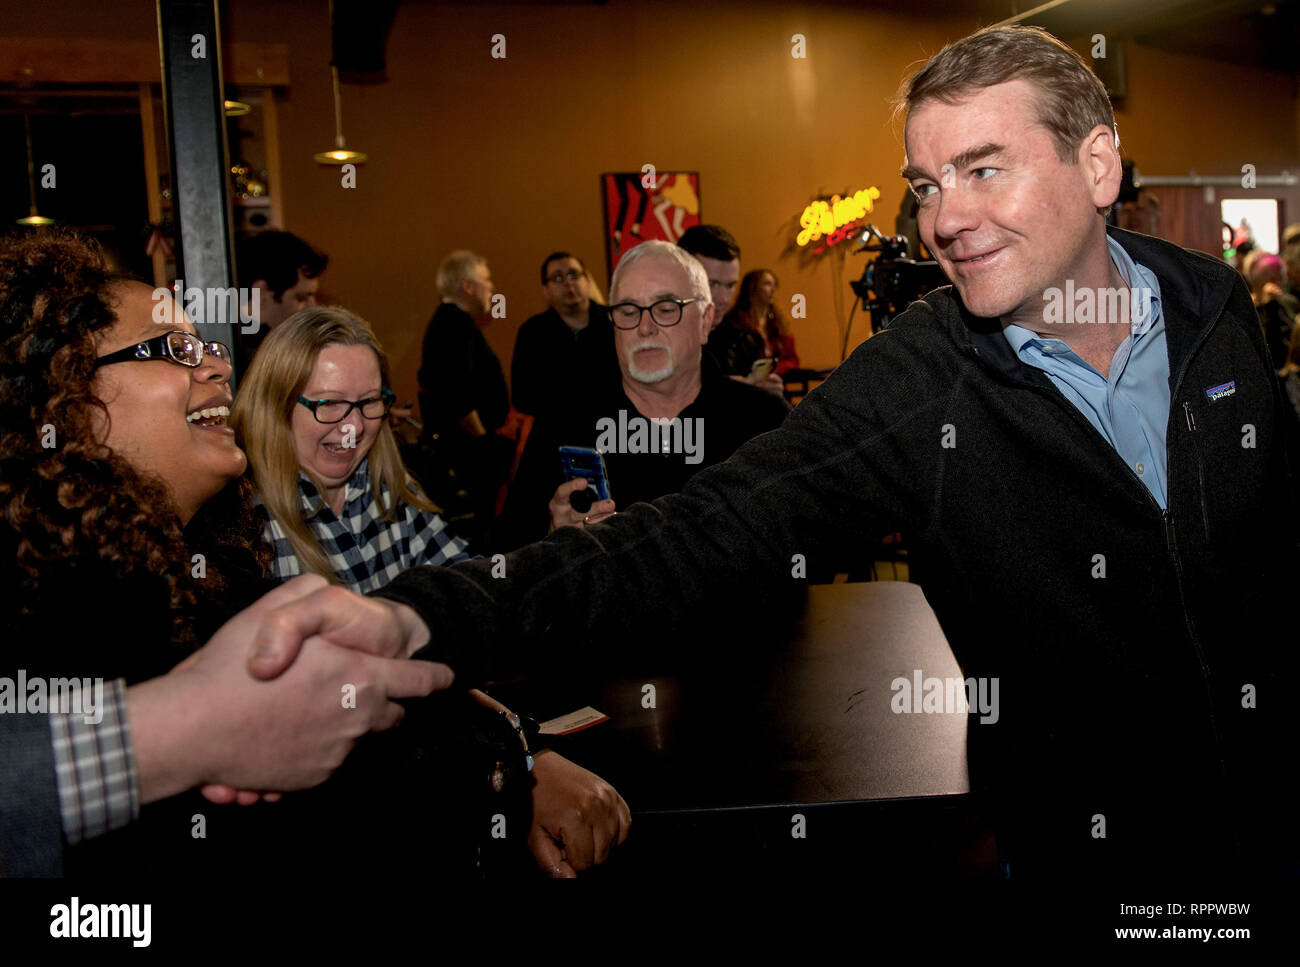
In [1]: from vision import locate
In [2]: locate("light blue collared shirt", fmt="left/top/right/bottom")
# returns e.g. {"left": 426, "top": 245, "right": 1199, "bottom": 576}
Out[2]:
{"left": 1003, "top": 236, "right": 1169, "bottom": 508}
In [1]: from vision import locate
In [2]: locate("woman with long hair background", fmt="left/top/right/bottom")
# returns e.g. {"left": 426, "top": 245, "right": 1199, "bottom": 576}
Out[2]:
{"left": 706, "top": 269, "right": 800, "bottom": 390}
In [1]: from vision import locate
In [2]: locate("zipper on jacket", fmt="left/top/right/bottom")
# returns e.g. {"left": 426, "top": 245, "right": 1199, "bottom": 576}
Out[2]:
{"left": 970, "top": 359, "right": 1230, "bottom": 786}
{"left": 1161, "top": 511, "right": 1225, "bottom": 769}
{"left": 1183, "top": 401, "right": 1211, "bottom": 537}
{"left": 963, "top": 266, "right": 1238, "bottom": 799}
{"left": 1160, "top": 313, "right": 1225, "bottom": 750}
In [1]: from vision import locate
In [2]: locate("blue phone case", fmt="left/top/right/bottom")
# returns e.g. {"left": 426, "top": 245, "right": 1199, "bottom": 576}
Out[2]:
{"left": 559, "top": 446, "right": 613, "bottom": 502}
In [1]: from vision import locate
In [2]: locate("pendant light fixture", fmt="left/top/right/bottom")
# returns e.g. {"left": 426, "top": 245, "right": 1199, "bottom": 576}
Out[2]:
{"left": 313, "top": 0, "right": 367, "bottom": 165}
{"left": 16, "top": 114, "right": 54, "bottom": 226}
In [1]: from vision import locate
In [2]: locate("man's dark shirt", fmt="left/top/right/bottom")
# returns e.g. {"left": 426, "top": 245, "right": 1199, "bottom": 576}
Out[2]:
{"left": 511, "top": 304, "right": 616, "bottom": 419}
{"left": 494, "top": 354, "right": 790, "bottom": 550}
{"left": 418, "top": 301, "right": 510, "bottom": 439}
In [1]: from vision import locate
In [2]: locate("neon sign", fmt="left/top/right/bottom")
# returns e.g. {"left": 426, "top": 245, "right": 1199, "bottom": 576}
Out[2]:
{"left": 797, "top": 186, "right": 881, "bottom": 252}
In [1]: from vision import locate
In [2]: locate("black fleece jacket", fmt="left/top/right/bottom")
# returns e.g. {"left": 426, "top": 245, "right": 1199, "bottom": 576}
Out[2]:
{"left": 378, "top": 228, "right": 1300, "bottom": 880}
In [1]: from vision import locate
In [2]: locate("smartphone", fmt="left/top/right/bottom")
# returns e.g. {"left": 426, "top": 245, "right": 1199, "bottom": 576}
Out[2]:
{"left": 750, "top": 357, "right": 776, "bottom": 378}
{"left": 559, "top": 446, "right": 613, "bottom": 503}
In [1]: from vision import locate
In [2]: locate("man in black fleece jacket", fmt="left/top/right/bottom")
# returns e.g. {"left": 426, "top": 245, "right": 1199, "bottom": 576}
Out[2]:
{"left": 365, "top": 26, "right": 1300, "bottom": 881}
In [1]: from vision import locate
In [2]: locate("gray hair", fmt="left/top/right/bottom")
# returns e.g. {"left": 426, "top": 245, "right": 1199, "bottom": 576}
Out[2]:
{"left": 435, "top": 250, "right": 486, "bottom": 300}
{"left": 610, "top": 240, "right": 712, "bottom": 307}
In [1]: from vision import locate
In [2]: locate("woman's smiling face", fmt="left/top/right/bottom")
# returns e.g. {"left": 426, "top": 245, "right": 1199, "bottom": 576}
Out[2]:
{"left": 291, "top": 343, "right": 384, "bottom": 506}
{"left": 92, "top": 282, "right": 247, "bottom": 524}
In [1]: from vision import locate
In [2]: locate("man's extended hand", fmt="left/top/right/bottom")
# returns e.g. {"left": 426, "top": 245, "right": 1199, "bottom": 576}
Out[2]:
{"left": 132, "top": 575, "right": 451, "bottom": 805}
{"left": 206, "top": 581, "right": 439, "bottom": 806}
{"left": 244, "top": 582, "right": 435, "bottom": 680}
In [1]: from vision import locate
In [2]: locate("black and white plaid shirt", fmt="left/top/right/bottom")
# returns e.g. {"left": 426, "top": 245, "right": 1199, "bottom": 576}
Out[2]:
{"left": 261, "top": 459, "right": 470, "bottom": 592}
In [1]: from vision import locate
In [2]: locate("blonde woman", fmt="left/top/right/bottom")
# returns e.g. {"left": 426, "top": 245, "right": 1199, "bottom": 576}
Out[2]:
{"left": 232, "top": 306, "right": 631, "bottom": 876}
{"left": 232, "top": 306, "right": 470, "bottom": 591}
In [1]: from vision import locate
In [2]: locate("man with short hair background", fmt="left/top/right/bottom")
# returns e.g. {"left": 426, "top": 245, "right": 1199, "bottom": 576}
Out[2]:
{"left": 510, "top": 251, "right": 615, "bottom": 420}
{"left": 677, "top": 224, "right": 741, "bottom": 323}
{"left": 417, "top": 250, "right": 513, "bottom": 540}
{"left": 234, "top": 230, "right": 328, "bottom": 368}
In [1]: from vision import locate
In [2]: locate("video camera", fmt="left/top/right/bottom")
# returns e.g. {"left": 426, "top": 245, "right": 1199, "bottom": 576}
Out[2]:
{"left": 849, "top": 225, "right": 949, "bottom": 333}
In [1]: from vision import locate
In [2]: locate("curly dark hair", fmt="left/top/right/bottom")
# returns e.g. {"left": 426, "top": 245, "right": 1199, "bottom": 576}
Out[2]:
{"left": 0, "top": 229, "right": 267, "bottom": 651}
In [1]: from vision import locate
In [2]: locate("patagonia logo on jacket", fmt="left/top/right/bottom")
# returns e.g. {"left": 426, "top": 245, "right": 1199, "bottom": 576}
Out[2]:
{"left": 1205, "top": 381, "right": 1236, "bottom": 401}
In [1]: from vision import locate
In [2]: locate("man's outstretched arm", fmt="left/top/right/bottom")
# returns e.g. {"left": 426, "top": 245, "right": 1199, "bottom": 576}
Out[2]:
{"left": 375, "top": 324, "right": 951, "bottom": 685}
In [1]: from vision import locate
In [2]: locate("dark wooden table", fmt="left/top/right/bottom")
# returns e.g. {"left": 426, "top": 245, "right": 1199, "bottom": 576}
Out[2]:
{"left": 510, "top": 582, "right": 994, "bottom": 878}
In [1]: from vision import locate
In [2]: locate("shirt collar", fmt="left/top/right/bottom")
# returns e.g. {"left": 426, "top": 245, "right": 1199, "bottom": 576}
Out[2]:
{"left": 1001, "top": 322, "right": 1043, "bottom": 355}
{"left": 1105, "top": 234, "right": 1162, "bottom": 337}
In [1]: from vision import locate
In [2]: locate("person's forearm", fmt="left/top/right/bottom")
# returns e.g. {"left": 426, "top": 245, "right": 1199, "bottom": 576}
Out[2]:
{"left": 467, "top": 688, "right": 507, "bottom": 714}
{"left": 124, "top": 676, "right": 201, "bottom": 805}
{"left": 379, "top": 491, "right": 797, "bottom": 686}
{"left": 374, "top": 351, "right": 915, "bottom": 685}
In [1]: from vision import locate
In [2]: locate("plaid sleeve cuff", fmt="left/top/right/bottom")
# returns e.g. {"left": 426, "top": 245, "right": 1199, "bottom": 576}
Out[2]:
{"left": 408, "top": 503, "right": 472, "bottom": 567}
{"left": 48, "top": 678, "right": 139, "bottom": 845}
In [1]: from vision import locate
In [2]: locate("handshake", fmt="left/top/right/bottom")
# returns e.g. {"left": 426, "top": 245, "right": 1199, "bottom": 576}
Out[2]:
{"left": 127, "top": 574, "right": 448, "bottom": 806}
{"left": 125, "top": 574, "right": 631, "bottom": 876}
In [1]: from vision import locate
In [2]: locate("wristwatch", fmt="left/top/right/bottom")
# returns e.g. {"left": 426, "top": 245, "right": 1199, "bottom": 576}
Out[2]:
{"left": 500, "top": 709, "right": 542, "bottom": 772}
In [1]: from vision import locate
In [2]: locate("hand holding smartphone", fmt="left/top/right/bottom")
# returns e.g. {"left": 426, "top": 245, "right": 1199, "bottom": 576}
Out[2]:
{"left": 559, "top": 446, "right": 613, "bottom": 503}
{"left": 553, "top": 446, "right": 616, "bottom": 529}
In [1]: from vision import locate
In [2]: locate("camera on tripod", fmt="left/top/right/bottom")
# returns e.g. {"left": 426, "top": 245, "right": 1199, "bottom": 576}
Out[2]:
{"left": 849, "top": 225, "right": 949, "bottom": 333}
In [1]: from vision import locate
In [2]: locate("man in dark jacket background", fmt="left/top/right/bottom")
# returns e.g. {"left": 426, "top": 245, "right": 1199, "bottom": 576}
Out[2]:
{"left": 417, "top": 250, "right": 514, "bottom": 540}
{"left": 510, "top": 251, "right": 615, "bottom": 421}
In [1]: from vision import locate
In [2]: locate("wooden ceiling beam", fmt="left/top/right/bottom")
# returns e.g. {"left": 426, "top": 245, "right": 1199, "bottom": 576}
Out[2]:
{"left": 0, "top": 38, "right": 288, "bottom": 86}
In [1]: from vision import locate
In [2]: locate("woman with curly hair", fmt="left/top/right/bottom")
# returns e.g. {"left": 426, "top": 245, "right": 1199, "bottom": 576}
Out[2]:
{"left": 0, "top": 230, "right": 484, "bottom": 877}
{"left": 1, "top": 230, "right": 628, "bottom": 879}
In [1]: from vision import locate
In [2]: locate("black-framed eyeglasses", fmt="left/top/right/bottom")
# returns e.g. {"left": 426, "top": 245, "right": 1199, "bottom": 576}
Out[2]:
{"left": 296, "top": 387, "right": 396, "bottom": 424}
{"left": 605, "top": 298, "right": 701, "bottom": 330}
{"left": 546, "top": 269, "right": 584, "bottom": 285}
{"left": 94, "top": 330, "right": 232, "bottom": 369}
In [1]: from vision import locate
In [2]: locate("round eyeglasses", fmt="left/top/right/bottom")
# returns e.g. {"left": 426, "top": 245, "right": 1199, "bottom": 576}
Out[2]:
{"left": 296, "top": 388, "right": 396, "bottom": 424}
{"left": 94, "top": 330, "right": 232, "bottom": 369}
{"left": 605, "top": 298, "right": 701, "bottom": 330}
